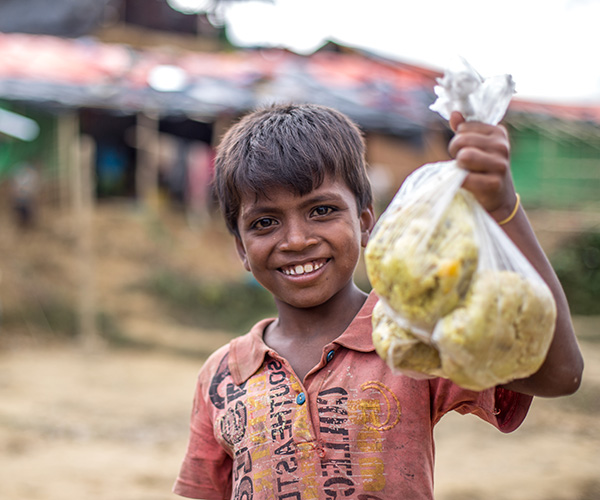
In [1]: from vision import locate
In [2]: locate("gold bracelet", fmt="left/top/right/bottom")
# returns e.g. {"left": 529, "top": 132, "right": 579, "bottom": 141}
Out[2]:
{"left": 498, "top": 193, "right": 520, "bottom": 226}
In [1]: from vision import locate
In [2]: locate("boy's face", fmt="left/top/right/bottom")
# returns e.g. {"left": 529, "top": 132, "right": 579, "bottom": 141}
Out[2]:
{"left": 235, "top": 175, "right": 375, "bottom": 310}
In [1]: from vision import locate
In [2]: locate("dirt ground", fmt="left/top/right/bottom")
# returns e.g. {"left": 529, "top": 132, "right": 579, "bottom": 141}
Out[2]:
{"left": 0, "top": 201, "right": 599, "bottom": 500}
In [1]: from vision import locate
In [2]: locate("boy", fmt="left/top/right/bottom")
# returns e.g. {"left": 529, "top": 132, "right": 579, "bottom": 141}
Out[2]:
{"left": 173, "top": 103, "right": 583, "bottom": 499}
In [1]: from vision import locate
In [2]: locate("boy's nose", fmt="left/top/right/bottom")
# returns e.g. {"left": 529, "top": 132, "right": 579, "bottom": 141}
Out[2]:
{"left": 279, "top": 221, "right": 318, "bottom": 251}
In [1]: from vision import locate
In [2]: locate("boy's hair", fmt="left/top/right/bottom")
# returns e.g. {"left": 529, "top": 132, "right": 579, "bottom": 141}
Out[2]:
{"left": 213, "top": 103, "right": 373, "bottom": 236}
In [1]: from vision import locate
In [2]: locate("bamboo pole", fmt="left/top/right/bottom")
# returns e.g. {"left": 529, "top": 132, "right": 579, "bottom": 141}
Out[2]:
{"left": 56, "top": 112, "right": 79, "bottom": 210}
{"left": 73, "top": 133, "right": 99, "bottom": 349}
{"left": 135, "top": 111, "right": 160, "bottom": 210}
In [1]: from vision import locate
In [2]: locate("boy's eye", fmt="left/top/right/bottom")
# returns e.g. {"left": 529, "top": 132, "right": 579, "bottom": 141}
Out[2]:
{"left": 252, "top": 217, "right": 277, "bottom": 230}
{"left": 311, "top": 206, "right": 334, "bottom": 217}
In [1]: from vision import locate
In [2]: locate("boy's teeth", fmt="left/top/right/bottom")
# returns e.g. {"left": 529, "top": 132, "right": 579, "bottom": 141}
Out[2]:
{"left": 284, "top": 261, "right": 323, "bottom": 275}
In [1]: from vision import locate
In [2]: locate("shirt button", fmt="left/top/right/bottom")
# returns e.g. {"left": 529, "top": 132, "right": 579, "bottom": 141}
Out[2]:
{"left": 296, "top": 392, "right": 306, "bottom": 405}
{"left": 326, "top": 349, "right": 335, "bottom": 363}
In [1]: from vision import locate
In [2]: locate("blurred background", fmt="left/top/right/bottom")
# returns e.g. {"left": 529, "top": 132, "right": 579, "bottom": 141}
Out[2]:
{"left": 0, "top": 1, "right": 598, "bottom": 499}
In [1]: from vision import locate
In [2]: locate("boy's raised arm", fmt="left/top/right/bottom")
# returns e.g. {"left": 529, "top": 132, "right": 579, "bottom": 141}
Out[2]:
{"left": 448, "top": 111, "right": 584, "bottom": 397}
{"left": 497, "top": 209, "right": 583, "bottom": 397}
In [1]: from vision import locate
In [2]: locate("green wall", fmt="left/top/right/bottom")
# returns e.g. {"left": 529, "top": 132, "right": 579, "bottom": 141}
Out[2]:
{"left": 0, "top": 101, "right": 58, "bottom": 181}
{"left": 510, "top": 125, "right": 600, "bottom": 208}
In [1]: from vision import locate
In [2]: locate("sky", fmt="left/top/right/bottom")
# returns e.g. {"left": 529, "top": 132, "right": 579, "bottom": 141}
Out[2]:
{"left": 168, "top": 0, "right": 600, "bottom": 104}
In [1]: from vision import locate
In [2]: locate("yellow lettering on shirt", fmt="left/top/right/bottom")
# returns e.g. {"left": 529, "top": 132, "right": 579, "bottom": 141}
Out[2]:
{"left": 359, "top": 457, "right": 386, "bottom": 492}
{"left": 348, "top": 398, "right": 383, "bottom": 427}
{"left": 253, "top": 468, "right": 275, "bottom": 497}
{"left": 349, "top": 381, "right": 402, "bottom": 431}
{"left": 357, "top": 428, "right": 383, "bottom": 452}
{"left": 298, "top": 458, "right": 319, "bottom": 499}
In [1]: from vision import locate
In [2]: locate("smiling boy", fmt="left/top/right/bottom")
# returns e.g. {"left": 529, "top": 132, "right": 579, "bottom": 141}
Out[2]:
{"left": 173, "top": 103, "right": 583, "bottom": 499}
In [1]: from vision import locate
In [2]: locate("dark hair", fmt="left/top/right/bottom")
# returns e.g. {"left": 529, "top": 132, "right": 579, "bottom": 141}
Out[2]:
{"left": 213, "top": 103, "right": 373, "bottom": 236}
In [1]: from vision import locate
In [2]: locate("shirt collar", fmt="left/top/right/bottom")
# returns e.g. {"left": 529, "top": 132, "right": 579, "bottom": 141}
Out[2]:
{"left": 228, "top": 291, "right": 378, "bottom": 385}
{"left": 229, "top": 318, "right": 274, "bottom": 385}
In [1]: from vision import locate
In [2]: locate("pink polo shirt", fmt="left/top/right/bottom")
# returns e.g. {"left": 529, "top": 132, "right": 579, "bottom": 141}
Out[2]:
{"left": 174, "top": 292, "right": 532, "bottom": 500}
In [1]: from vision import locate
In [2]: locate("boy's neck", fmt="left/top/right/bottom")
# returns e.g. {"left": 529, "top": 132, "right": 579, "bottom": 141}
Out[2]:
{"left": 264, "top": 282, "right": 368, "bottom": 381}
{"left": 267, "top": 282, "right": 368, "bottom": 346}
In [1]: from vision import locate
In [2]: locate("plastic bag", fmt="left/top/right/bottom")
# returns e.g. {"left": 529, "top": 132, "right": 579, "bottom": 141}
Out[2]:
{"left": 365, "top": 61, "right": 556, "bottom": 391}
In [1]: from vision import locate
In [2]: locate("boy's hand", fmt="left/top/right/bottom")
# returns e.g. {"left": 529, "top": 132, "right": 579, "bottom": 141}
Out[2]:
{"left": 448, "top": 111, "right": 518, "bottom": 222}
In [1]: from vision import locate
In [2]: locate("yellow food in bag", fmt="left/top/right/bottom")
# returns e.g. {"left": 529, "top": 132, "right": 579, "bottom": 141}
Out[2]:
{"left": 435, "top": 270, "right": 556, "bottom": 391}
{"left": 367, "top": 191, "right": 556, "bottom": 390}
{"left": 366, "top": 191, "right": 478, "bottom": 329}
{"left": 372, "top": 301, "right": 443, "bottom": 378}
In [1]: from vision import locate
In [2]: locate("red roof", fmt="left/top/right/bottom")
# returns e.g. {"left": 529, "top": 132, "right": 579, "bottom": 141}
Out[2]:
{"left": 509, "top": 98, "right": 600, "bottom": 124}
{"left": 0, "top": 32, "right": 598, "bottom": 127}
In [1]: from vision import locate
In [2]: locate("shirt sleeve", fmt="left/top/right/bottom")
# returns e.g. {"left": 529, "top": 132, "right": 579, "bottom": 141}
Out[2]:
{"left": 429, "top": 378, "right": 533, "bottom": 433}
{"left": 173, "top": 356, "right": 233, "bottom": 499}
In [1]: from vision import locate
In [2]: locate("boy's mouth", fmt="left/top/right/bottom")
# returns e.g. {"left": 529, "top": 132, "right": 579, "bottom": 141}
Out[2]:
{"left": 280, "top": 259, "right": 327, "bottom": 276}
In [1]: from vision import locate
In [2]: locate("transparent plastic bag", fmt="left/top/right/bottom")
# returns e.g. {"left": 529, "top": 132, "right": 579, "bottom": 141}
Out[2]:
{"left": 365, "top": 61, "right": 556, "bottom": 390}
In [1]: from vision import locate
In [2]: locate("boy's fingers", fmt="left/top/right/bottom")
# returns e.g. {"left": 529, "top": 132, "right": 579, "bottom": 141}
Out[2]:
{"left": 450, "top": 121, "right": 510, "bottom": 152}
{"left": 452, "top": 120, "right": 508, "bottom": 135}
{"left": 462, "top": 172, "right": 517, "bottom": 217}
{"left": 449, "top": 111, "right": 465, "bottom": 131}
{"left": 461, "top": 172, "right": 505, "bottom": 212}
{"left": 454, "top": 147, "right": 509, "bottom": 175}
{"left": 449, "top": 133, "right": 510, "bottom": 161}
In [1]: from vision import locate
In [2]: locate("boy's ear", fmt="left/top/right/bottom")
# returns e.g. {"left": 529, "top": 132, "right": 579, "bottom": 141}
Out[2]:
{"left": 360, "top": 204, "right": 376, "bottom": 248}
{"left": 235, "top": 236, "right": 251, "bottom": 272}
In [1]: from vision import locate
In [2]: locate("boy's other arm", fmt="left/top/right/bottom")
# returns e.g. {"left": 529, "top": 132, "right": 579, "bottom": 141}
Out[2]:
{"left": 448, "top": 112, "right": 584, "bottom": 398}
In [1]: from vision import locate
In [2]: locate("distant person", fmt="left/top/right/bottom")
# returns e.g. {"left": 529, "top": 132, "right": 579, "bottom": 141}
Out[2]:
{"left": 172, "top": 103, "right": 583, "bottom": 499}
{"left": 11, "top": 162, "right": 39, "bottom": 229}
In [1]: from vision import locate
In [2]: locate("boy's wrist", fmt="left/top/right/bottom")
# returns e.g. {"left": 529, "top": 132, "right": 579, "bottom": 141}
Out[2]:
{"left": 491, "top": 193, "right": 520, "bottom": 225}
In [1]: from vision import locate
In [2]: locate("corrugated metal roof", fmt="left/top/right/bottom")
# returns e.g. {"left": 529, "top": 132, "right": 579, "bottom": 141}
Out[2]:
{"left": 509, "top": 98, "right": 600, "bottom": 125}
{"left": 0, "top": 33, "right": 437, "bottom": 135}
{"left": 0, "top": 33, "right": 598, "bottom": 134}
